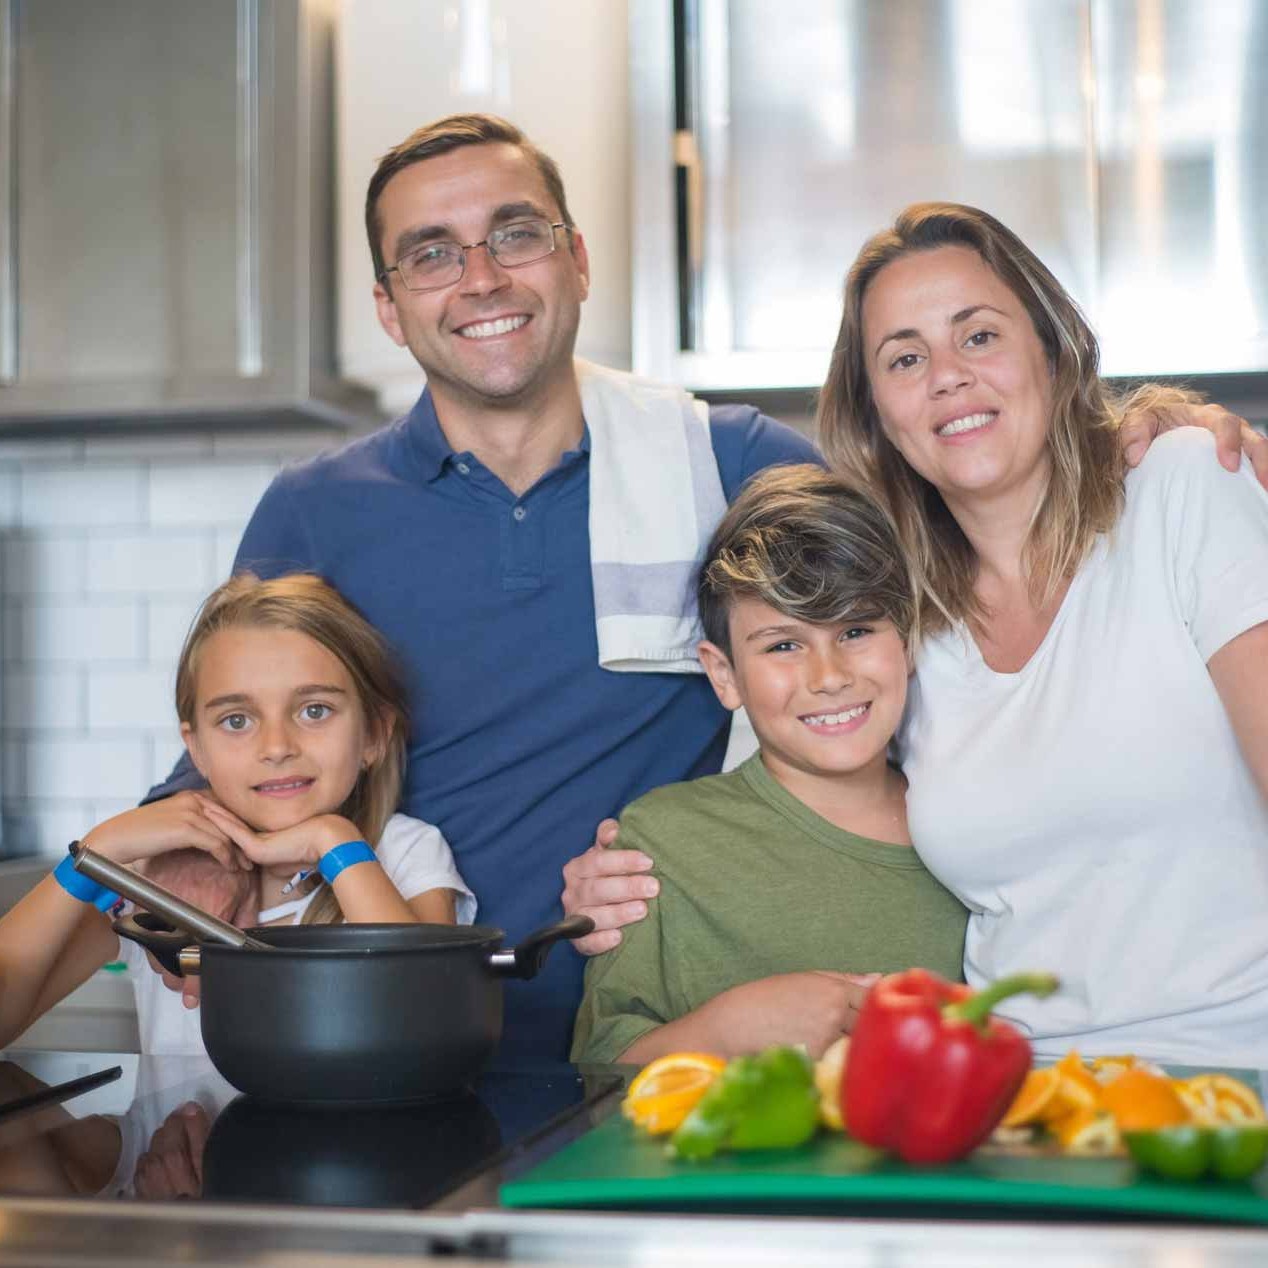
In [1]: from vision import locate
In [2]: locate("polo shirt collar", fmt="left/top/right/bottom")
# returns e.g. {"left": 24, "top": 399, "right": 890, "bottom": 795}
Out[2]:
{"left": 405, "top": 385, "right": 592, "bottom": 482}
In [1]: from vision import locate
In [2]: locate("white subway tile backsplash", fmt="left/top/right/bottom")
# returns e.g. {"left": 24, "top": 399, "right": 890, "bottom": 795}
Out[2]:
{"left": 3, "top": 536, "right": 86, "bottom": 596}
{"left": 1, "top": 428, "right": 336, "bottom": 855}
{"left": 86, "top": 533, "right": 216, "bottom": 597}
{"left": 214, "top": 528, "right": 243, "bottom": 581}
{"left": 21, "top": 466, "right": 147, "bottom": 529}
{"left": 149, "top": 733, "right": 190, "bottom": 792}
{"left": 8, "top": 599, "right": 143, "bottom": 663}
{"left": 3, "top": 667, "right": 84, "bottom": 729}
{"left": 88, "top": 667, "right": 175, "bottom": 730}
{"left": 4, "top": 800, "right": 93, "bottom": 857}
{"left": 146, "top": 597, "right": 203, "bottom": 664}
{"left": 148, "top": 461, "right": 278, "bottom": 527}
{"left": 24, "top": 736, "right": 150, "bottom": 801}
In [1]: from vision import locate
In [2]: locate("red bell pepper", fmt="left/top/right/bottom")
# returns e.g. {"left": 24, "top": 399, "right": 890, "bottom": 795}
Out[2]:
{"left": 842, "top": 968, "right": 1058, "bottom": 1166}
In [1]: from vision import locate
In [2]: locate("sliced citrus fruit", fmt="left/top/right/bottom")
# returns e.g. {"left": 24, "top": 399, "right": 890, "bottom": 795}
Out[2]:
{"left": 1053, "top": 1106, "right": 1122, "bottom": 1155}
{"left": 1099, "top": 1068, "right": 1190, "bottom": 1133}
{"left": 1001, "top": 1065, "right": 1061, "bottom": 1128}
{"left": 621, "top": 1052, "right": 727, "bottom": 1135}
{"left": 1175, "top": 1074, "right": 1267, "bottom": 1126}
{"left": 813, "top": 1036, "right": 849, "bottom": 1131}
{"left": 1044, "top": 1051, "right": 1102, "bottom": 1122}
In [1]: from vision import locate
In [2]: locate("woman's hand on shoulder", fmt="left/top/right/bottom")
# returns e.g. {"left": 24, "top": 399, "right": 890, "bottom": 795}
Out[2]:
{"left": 1121, "top": 398, "right": 1268, "bottom": 490}
{"left": 198, "top": 803, "right": 361, "bottom": 872}
{"left": 561, "top": 818, "right": 659, "bottom": 956}
{"left": 80, "top": 792, "right": 243, "bottom": 871}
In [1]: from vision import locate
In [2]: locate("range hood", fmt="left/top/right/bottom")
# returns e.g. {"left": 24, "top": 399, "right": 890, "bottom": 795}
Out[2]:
{"left": 0, "top": 0, "right": 380, "bottom": 433}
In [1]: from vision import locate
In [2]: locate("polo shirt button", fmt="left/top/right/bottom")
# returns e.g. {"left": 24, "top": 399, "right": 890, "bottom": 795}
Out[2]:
{"left": 512, "top": 506, "right": 527, "bottom": 522}
{"left": 456, "top": 461, "right": 471, "bottom": 475}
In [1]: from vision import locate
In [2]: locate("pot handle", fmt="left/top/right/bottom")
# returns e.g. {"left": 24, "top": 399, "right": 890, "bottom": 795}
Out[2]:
{"left": 487, "top": 915, "right": 595, "bottom": 980}
{"left": 113, "top": 913, "right": 196, "bottom": 978}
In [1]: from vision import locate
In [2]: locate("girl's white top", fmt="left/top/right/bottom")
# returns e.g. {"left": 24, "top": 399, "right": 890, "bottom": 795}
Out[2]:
{"left": 116, "top": 814, "right": 476, "bottom": 1055}
{"left": 900, "top": 430, "right": 1268, "bottom": 1068}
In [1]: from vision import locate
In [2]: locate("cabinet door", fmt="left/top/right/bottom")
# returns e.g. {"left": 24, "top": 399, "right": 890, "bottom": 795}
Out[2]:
{"left": 0, "top": 0, "right": 271, "bottom": 411}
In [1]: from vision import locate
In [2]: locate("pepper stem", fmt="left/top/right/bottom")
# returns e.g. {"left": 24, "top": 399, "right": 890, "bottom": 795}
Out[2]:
{"left": 943, "top": 972, "right": 1059, "bottom": 1029}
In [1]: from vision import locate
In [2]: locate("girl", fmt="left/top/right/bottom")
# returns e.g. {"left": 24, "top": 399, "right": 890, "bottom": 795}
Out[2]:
{"left": 0, "top": 573, "right": 475, "bottom": 1054}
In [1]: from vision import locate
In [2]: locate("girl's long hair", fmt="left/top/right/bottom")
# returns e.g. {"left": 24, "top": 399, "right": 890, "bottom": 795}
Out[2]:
{"left": 816, "top": 202, "right": 1136, "bottom": 643}
{"left": 175, "top": 573, "right": 408, "bottom": 926}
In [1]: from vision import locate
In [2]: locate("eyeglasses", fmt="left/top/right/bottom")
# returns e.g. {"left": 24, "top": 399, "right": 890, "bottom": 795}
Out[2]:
{"left": 379, "top": 218, "right": 568, "bottom": 292}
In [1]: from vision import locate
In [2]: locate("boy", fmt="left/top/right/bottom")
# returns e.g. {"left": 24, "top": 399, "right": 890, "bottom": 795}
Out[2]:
{"left": 571, "top": 465, "right": 967, "bottom": 1064}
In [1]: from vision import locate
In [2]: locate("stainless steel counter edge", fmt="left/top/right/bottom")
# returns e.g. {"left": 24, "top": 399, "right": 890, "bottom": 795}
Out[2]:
{"left": 0, "top": 1199, "right": 1267, "bottom": 1266}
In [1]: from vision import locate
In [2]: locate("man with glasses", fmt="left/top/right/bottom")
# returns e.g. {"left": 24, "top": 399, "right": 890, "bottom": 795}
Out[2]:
{"left": 151, "top": 113, "right": 1266, "bottom": 1064}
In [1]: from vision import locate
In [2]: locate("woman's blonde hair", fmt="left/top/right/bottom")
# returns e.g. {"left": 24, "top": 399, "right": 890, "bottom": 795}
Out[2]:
{"left": 175, "top": 573, "right": 408, "bottom": 926}
{"left": 816, "top": 201, "right": 1165, "bottom": 642}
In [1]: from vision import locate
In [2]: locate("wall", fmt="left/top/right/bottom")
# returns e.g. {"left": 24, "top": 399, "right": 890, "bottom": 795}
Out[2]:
{"left": 0, "top": 429, "right": 337, "bottom": 857}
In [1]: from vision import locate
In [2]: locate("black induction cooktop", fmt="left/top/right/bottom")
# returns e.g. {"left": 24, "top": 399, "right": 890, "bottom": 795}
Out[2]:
{"left": 0, "top": 1050, "right": 622, "bottom": 1211}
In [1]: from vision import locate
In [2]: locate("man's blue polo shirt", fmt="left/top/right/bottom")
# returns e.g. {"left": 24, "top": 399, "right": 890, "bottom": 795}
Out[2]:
{"left": 159, "top": 388, "right": 817, "bottom": 1064}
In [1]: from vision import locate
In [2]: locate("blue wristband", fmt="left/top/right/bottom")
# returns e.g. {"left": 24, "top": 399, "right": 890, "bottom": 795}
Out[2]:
{"left": 54, "top": 852, "right": 121, "bottom": 913}
{"left": 317, "top": 839, "right": 376, "bottom": 884}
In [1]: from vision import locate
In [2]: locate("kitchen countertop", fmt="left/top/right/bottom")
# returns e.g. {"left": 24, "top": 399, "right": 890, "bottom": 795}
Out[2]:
{"left": 0, "top": 1048, "right": 1264, "bottom": 1266}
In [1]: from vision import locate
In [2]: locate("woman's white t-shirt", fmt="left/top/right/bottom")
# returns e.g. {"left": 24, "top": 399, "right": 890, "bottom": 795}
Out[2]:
{"left": 116, "top": 814, "right": 476, "bottom": 1055}
{"left": 900, "top": 430, "right": 1268, "bottom": 1067}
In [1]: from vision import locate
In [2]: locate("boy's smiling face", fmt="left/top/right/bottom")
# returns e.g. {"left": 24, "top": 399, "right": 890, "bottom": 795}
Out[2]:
{"left": 698, "top": 597, "right": 911, "bottom": 795}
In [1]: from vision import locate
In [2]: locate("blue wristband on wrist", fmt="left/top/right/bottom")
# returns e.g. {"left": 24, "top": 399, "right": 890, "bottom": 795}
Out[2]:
{"left": 54, "top": 852, "right": 121, "bottom": 913}
{"left": 317, "top": 839, "right": 376, "bottom": 884}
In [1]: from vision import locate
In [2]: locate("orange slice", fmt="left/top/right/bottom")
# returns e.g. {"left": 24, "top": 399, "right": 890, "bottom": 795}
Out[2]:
{"left": 1001, "top": 1065, "right": 1061, "bottom": 1128}
{"left": 1174, "top": 1074, "right": 1267, "bottom": 1126}
{"left": 1053, "top": 1106, "right": 1122, "bottom": 1155}
{"left": 1098, "top": 1068, "right": 1189, "bottom": 1133}
{"left": 1045, "top": 1051, "right": 1102, "bottom": 1122}
{"left": 621, "top": 1052, "right": 727, "bottom": 1135}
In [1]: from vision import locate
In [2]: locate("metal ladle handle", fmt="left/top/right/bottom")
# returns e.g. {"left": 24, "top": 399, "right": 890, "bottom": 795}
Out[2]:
{"left": 72, "top": 844, "right": 270, "bottom": 952}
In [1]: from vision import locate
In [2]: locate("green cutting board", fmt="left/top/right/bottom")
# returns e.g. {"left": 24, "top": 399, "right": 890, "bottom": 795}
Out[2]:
{"left": 501, "top": 1113, "right": 1268, "bottom": 1224}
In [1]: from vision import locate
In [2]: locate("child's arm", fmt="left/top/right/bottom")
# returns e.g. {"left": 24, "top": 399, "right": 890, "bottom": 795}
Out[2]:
{"left": 199, "top": 805, "right": 473, "bottom": 924}
{"left": 619, "top": 971, "right": 875, "bottom": 1064}
{"left": 0, "top": 793, "right": 244, "bottom": 1045}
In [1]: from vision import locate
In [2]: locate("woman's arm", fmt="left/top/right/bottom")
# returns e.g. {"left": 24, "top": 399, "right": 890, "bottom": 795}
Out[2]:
{"left": 1208, "top": 621, "right": 1268, "bottom": 804}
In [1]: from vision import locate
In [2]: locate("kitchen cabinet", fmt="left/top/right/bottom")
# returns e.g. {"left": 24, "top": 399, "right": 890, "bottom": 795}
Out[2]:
{"left": 0, "top": 0, "right": 375, "bottom": 429}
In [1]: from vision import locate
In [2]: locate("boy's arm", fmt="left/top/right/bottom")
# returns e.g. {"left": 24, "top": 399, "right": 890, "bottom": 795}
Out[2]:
{"left": 620, "top": 971, "right": 875, "bottom": 1065}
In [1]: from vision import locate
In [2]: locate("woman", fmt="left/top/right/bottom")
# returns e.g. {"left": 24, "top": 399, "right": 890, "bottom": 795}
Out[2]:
{"left": 816, "top": 203, "right": 1268, "bottom": 1067}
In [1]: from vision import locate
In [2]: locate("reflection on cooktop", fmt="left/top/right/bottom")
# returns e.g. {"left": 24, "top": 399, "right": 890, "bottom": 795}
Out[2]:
{"left": 0, "top": 1052, "right": 619, "bottom": 1210}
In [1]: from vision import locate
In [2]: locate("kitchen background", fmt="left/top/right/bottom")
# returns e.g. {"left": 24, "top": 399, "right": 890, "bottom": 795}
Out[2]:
{"left": 2, "top": 0, "right": 1266, "bottom": 874}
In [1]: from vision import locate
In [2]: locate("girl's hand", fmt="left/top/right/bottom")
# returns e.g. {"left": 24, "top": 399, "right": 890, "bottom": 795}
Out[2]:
{"left": 198, "top": 802, "right": 361, "bottom": 873}
{"left": 80, "top": 792, "right": 245, "bottom": 872}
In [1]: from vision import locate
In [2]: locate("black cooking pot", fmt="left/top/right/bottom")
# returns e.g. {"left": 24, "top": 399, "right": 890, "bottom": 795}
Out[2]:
{"left": 114, "top": 912, "right": 591, "bottom": 1103}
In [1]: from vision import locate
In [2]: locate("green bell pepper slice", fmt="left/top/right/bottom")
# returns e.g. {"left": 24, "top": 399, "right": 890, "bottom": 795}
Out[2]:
{"left": 670, "top": 1046, "right": 820, "bottom": 1161}
{"left": 1124, "top": 1125, "right": 1268, "bottom": 1182}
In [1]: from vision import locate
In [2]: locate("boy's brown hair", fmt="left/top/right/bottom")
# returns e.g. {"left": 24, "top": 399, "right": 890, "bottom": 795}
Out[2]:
{"left": 697, "top": 464, "right": 915, "bottom": 659}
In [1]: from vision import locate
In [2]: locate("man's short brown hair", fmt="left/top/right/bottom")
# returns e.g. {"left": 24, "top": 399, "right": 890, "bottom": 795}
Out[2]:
{"left": 697, "top": 464, "right": 916, "bottom": 659}
{"left": 365, "top": 113, "right": 575, "bottom": 282}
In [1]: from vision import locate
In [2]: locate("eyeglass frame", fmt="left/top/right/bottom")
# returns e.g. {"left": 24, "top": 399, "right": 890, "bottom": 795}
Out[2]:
{"left": 377, "top": 218, "right": 570, "bottom": 292}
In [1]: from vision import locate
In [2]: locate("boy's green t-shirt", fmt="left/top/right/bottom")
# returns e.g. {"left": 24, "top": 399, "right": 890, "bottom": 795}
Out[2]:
{"left": 571, "top": 754, "right": 968, "bottom": 1064}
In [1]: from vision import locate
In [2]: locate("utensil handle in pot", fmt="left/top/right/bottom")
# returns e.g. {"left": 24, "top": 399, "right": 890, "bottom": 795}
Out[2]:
{"left": 72, "top": 844, "right": 269, "bottom": 952}
{"left": 488, "top": 915, "right": 595, "bottom": 980}
{"left": 112, "top": 914, "right": 192, "bottom": 978}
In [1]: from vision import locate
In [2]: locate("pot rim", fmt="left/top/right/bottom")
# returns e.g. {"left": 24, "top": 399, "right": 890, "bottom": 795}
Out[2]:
{"left": 197, "top": 922, "right": 508, "bottom": 957}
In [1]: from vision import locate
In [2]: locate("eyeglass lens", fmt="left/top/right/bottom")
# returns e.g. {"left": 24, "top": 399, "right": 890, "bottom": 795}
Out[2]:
{"left": 397, "top": 219, "right": 558, "bottom": 290}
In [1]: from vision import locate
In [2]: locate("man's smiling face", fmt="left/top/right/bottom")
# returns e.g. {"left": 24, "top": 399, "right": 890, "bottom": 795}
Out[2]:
{"left": 372, "top": 142, "right": 590, "bottom": 414}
